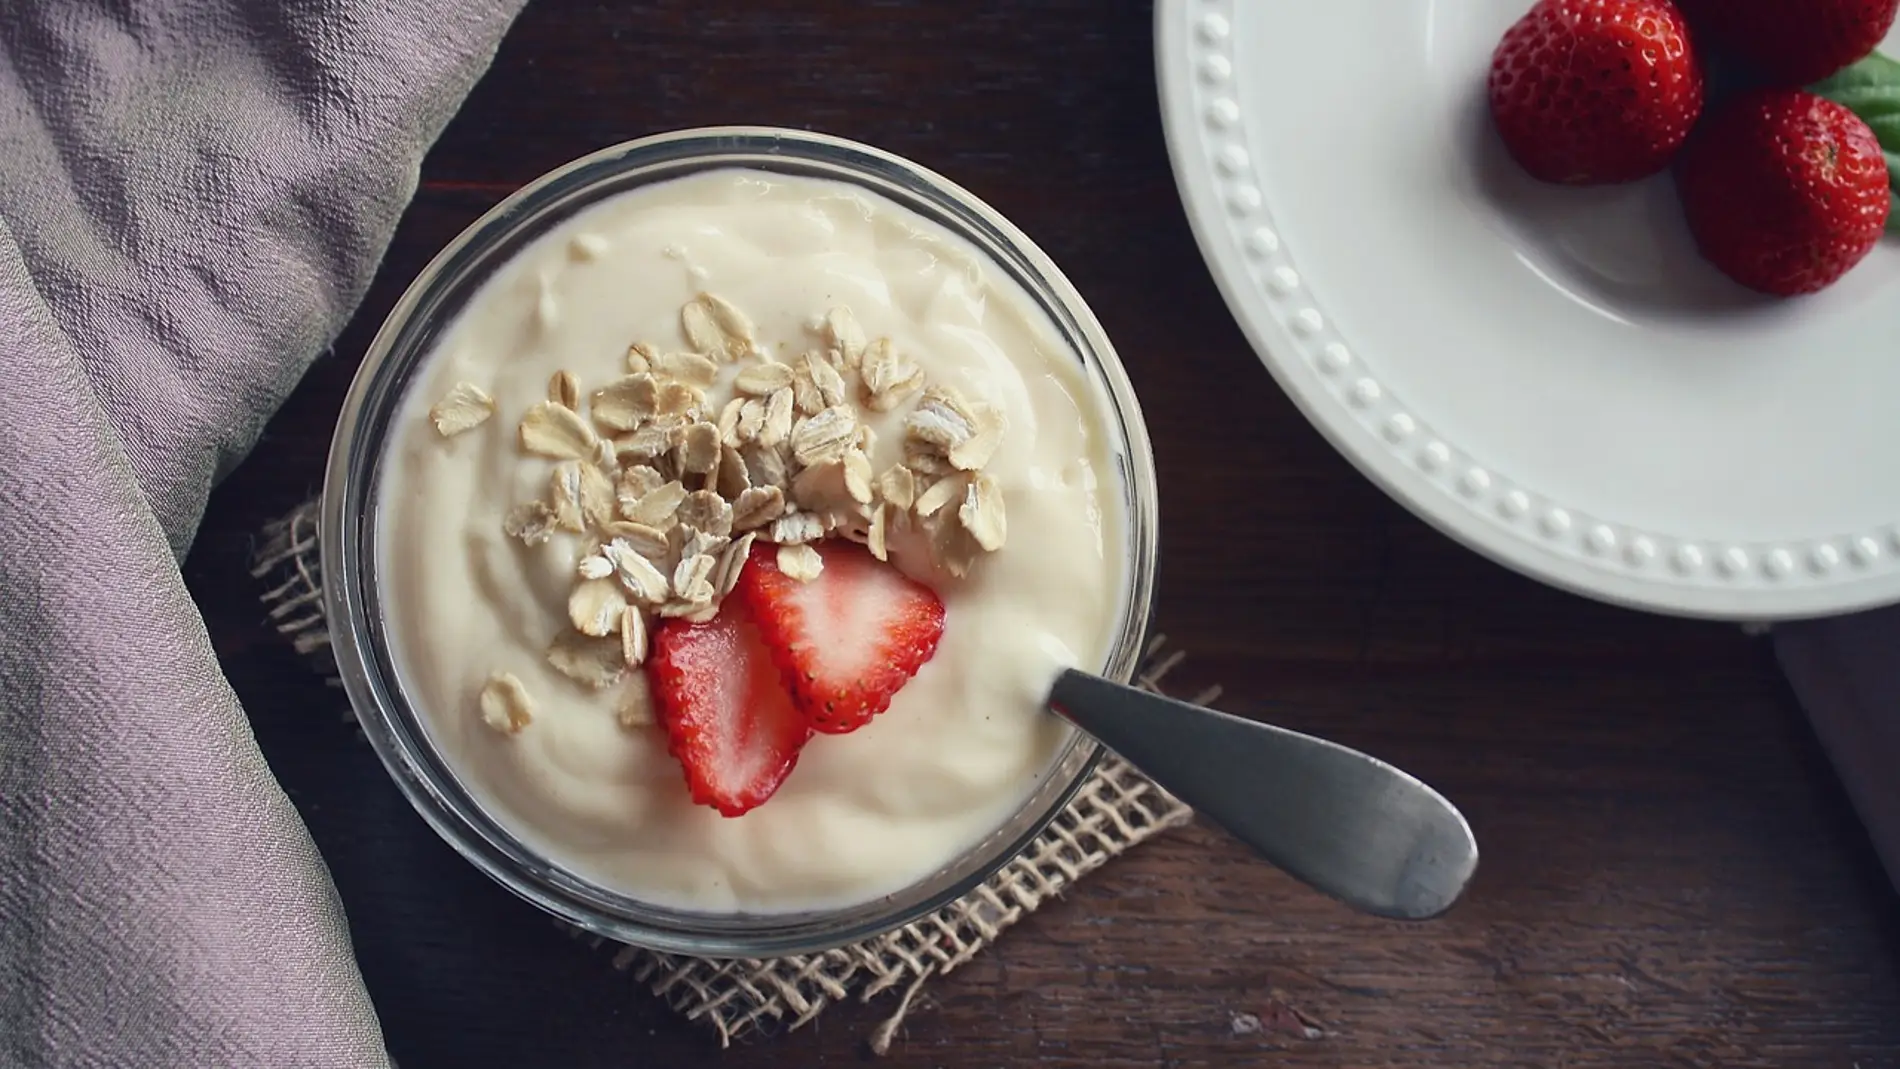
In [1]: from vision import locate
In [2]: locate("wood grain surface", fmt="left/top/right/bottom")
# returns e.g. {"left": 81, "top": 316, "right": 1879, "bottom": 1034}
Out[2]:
{"left": 183, "top": 2, "right": 1900, "bottom": 1066}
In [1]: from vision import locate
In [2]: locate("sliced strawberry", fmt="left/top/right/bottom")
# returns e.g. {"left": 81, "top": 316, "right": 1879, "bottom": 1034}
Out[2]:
{"left": 739, "top": 540, "right": 947, "bottom": 735}
{"left": 647, "top": 600, "right": 811, "bottom": 817}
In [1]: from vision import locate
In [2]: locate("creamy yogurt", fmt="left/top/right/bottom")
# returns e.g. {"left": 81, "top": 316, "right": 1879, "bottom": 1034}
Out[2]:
{"left": 379, "top": 169, "right": 1128, "bottom": 913}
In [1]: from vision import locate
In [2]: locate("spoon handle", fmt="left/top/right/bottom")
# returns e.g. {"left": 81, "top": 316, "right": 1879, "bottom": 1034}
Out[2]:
{"left": 1048, "top": 669, "right": 1478, "bottom": 920}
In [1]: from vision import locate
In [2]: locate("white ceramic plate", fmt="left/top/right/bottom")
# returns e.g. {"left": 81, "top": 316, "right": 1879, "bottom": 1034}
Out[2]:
{"left": 1157, "top": 0, "right": 1900, "bottom": 621}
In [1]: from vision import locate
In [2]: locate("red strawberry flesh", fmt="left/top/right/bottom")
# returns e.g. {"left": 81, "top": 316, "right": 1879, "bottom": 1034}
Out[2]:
{"left": 739, "top": 540, "right": 947, "bottom": 735}
{"left": 648, "top": 602, "right": 812, "bottom": 817}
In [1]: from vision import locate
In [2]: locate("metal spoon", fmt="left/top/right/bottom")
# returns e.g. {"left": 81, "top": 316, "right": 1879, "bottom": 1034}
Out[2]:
{"left": 1048, "top": 669, "right": 1478, "bottom": 920}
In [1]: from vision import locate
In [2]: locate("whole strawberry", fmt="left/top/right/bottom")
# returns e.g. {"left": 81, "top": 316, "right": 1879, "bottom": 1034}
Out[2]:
{"left": 1489, "top": 0, "right": 1706, "bottom": 185}
{"left": 1674, "top": 0, "right": 1898, "bottom": 87}
{"left": 1676, "top": 89, "right": 1891, "bottom": 296}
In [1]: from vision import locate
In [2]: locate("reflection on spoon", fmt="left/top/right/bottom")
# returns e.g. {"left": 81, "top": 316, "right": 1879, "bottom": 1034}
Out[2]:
{"left": 1048, "top": 669, "right": 1479, "bottom": 921}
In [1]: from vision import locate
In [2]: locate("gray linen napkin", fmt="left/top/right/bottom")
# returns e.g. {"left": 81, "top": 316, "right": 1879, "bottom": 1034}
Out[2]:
{"left": 1776, "top": 615, "right": 1900, "bottom": 890}
{"left": 0, "top": 2, "right": 524, "bottom": 1066}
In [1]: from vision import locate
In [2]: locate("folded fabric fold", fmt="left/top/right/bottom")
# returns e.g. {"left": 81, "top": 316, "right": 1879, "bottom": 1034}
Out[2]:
{"left": 1775, "top": 611, "right": 1900, "bottom": 890}
{"left": 0, "top": 2, "right": 523, "bottom": 1065}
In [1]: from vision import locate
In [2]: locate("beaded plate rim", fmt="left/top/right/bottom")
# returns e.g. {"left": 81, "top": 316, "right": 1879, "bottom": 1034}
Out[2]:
{"left": 1155, "top": 0, "right": 1900, "bottom": 621}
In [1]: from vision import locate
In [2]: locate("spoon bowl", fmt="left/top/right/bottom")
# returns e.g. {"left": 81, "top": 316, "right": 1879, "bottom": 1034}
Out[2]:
{"left": 1048, "top": 668, "right": 1478, "bottom": 920}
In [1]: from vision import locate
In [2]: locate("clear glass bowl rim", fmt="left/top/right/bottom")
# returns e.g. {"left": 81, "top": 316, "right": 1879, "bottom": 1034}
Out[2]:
{"left": 320, "top": 126, "right": 1161, "bottom": 958}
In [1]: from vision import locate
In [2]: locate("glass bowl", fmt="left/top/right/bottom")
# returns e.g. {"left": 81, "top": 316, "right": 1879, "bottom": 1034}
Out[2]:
{"left": 320, "top": 127, "right": 1160, "bottom": 958}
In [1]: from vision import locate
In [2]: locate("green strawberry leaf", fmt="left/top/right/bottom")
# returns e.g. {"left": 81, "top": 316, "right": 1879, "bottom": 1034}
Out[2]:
{"left": 1813, "top": 51, "right": 1900, "bottom": 235}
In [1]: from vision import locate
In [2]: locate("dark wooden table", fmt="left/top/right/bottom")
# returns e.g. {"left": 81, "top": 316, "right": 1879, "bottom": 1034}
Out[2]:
{"left": 184, "top": 2, "right": 1900, "bottom": 1066}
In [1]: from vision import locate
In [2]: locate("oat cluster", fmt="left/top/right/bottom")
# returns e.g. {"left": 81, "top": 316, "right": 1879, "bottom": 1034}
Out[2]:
{"left": 431, "top": 293, "right": 1009, "bottom": 734}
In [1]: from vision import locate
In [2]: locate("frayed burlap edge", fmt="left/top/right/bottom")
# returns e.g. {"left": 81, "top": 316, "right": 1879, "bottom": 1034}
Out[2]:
{"left": 252, "top": 499, "right": 1204, "bottom": 1051}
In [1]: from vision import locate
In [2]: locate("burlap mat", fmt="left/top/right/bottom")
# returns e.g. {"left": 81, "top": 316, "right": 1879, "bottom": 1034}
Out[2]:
{"left": 250, "top": 499, "right": 1203, "bottom": 1050}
